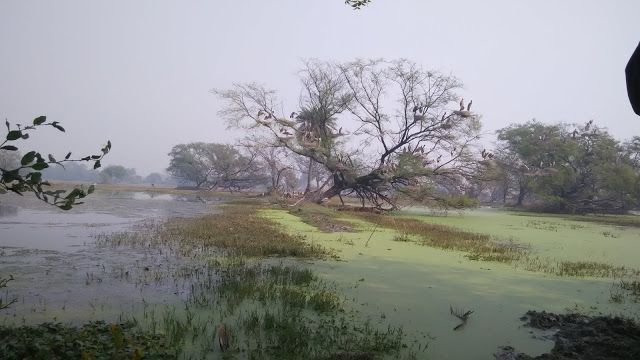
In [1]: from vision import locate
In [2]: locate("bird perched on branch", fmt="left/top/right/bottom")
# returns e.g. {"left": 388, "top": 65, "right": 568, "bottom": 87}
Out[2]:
{"left": 466, "top": 100, "right": 472, "bottom": 112}
{"left": 459, "top": 98, "right": 465, "bottom": 111}
{"left": 290, "top": 112, "right": 297, "bottom": 119}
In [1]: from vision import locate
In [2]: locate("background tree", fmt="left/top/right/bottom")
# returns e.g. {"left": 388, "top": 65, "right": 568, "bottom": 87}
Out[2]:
{"left": 495, "top": 120, "right": 562, "bottom": 206}
{"left": 241, "top": 138, "right": 293, "bottom": 194}
{"left": 41, "top": 162, "right": 100, "bottom": 182}
{"left": 496, "top": 120, "right": 639, "bottom": 213}
{"left": 1, "top": 116, "right": 110, "bottom": 210}
{"left": 99, "top": 165, "right": 128, "bottom": 183}
{"left": 214, "top": 58, "right": 483, "bottom": 210}
{"left": 166, "top": 142, "right": 266, "bottom": 191}
{"left": 144, "top": 172, "right": 164, "bottom": 184}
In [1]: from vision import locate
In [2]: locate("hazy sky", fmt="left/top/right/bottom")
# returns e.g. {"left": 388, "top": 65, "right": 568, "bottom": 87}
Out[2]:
{"left": 1, "top": 1, "right": 639, "bottom": 176}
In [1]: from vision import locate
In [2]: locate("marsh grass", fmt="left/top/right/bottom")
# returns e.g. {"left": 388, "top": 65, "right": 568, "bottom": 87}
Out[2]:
{"left": 236, "top": 308, "right": 404, "bottom": 360}
{"left": 620, "top": 279, "right": 640, "bottom": 302}
{"left": 393, "top": 231, "right": 413, "bottom": 242}
{"left": 97, "top": 206, "right": 333, "bottom": 259}
{"left": 349, "top": 212, "right": 526, "bottom": 263}
{"left": 523, "top": 220, "right": 559, "bottom": 232}
{"left": 91, "top": 206, "right": 409, "bottom": 359}
{"left": 289, "top": 204, "right": 357, "bottom": 233}
{"left": 514, "top": 212, "right": 640, "bottom": 228}
{"left": 348, "top": 212, "right": 640, "bottom": 280}
{"left": 522, "top": 257, "right": 637, "bottom": 278}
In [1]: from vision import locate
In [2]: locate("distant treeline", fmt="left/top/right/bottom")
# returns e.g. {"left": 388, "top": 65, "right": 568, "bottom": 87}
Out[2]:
{"left": 41, "top": 163, "right": 173, "bottom": 185}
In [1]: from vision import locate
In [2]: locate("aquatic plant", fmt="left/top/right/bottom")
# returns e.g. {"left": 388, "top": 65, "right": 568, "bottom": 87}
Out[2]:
{"left": 0, "top": 320, "right": 178, "bottom": 360}
{"left": 97, "top": 206, "right": 333, "bottom": 259}
{"left": 348, "top": 212, "right": 526, "bottom": 262}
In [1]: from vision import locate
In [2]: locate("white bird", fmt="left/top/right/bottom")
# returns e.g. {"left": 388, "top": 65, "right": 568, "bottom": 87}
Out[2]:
{"left": 459, "top": 98, "right": 465, "bottom": 111}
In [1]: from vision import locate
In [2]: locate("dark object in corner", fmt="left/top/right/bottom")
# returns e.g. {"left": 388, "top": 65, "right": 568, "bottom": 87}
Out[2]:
{"left": 626, "top": 41, "right": 640, "bottom": 115}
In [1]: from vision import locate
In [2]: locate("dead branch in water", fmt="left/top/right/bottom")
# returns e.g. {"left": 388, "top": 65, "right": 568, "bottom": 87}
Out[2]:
{"left": 450, "top": 305, "right": 474, "bottom": 330}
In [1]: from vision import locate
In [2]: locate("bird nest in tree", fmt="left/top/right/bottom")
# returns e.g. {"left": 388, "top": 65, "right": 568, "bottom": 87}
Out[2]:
{"left": 452, "top": 110, "right": 474, "bottom": 118}
{"left": 275, "top": 118, "right": 296, "bottom": 127}
{"left": 300, "top": 140, "right": 319, "bottom": 148}
{"left": 480, "top": 159, "right": 497, "bottom": 167}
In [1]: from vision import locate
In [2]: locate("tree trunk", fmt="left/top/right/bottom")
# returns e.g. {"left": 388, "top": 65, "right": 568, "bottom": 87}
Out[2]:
{"left": 516, "top": 185, "right": 526, "bottom": 206}
{"left": 304, "top": 158, "right": 313, "bottom": 194}
{"left": 315, "top": 184, "right": 344, "bottom": 203}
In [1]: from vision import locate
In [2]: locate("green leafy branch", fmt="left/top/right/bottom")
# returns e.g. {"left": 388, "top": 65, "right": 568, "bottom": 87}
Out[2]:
{"left": 345, "top": 0, "right": 372, "bottom": 10}
{"left": 0, "top": 116, "right": 112, "bottom": 210}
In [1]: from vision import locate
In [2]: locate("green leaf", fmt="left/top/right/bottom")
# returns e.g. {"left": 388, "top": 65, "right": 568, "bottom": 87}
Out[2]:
{"left": 21, "top": 151, "right": 36, "bottom": 165}
{"left": 48, "top": 154, "right": 56, "bottom": 163}
{"left": 65, "top": 152, "right": 72, "bottom": 160}
{"left": 33, "top": 116, "right": 46, "bottom": 125}
{"left": 94, "top": 160, "right": 101, "bottom": 169}
{"left": 1, "top": 170, "right": 19, "bottom": 182}
{"left": 6, "top": 130, "right": 22, "bottom": 141}
{"left": 66, "top": 188, "right": 83, "bottom": 199}
{"left": 0, "top": 145, "right": 18, "bottom": 151}
{"left": 58, "top": 204, "right": 72, "bottom": 210}
{"left": 30, "top": 172, "right": 42, "bottom": 183}
{"left": 4, "top": 119, "right": 9, "bottom": 131}
{"left": 31, "top": 162, "right": 49, "bottom": 171}
{"left": 0, "top": 188, "right": 6, "bottom": 194}
{"left": 88, "top": 184, "right": 95, "bottom": 194}
{"left": 91, "top": 155, "right": 101, "bottom": 159}
{"left": 52, "top": 124, "right": 65, "bottom": 132}
{"left": 21, "top": 133, "right": 29, "bottom": 140}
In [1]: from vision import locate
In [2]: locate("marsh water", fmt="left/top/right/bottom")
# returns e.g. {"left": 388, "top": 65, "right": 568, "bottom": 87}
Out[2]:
{"left": 0, "top": 191, "right": 219, "bottom": 324}
{"left": 2, "top": 192, "right": 640, "bottom": 359}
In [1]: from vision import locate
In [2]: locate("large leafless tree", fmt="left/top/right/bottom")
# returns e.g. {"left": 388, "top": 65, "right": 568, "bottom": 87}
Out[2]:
{"left": 213, "top": 59, "right": 485, "bottom": 209}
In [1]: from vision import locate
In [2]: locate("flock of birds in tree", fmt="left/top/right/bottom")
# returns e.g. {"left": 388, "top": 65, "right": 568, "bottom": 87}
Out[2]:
{"left": 253, "top": 97, "right": 488, "bottom": 173}
{"left": 254, "top": 109, "right": 347, "bottom": 144}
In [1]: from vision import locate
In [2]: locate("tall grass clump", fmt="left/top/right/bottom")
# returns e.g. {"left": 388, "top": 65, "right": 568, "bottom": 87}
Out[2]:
{"left": 96, "top": 206, "right": 332, "bottom": 259}
{"left": 349, "top": 212, "right": 526, "bottom": 262}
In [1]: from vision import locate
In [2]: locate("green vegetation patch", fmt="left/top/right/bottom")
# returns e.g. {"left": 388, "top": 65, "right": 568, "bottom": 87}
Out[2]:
{"left": 93, "top": 206, "right": 411, "bottom": 359}
{"left": 0, "top": 321, "right": 177, "bottom": 360}
{"left": 349, "top": 212, "right": 526, "bottom": 262}
{"left": 289, "top": 204, "right": 358, "bottom": 233}
{"left": 514, "top": 211, "right": 640, "bottom": 229}
{"left": 98, "top": 205, "right": 332, "bottom": 258}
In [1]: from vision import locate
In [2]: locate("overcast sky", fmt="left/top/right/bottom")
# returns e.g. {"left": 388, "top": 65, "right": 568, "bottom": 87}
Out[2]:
{"left": 1, "top": 0, "right": 639, "bottom": 176}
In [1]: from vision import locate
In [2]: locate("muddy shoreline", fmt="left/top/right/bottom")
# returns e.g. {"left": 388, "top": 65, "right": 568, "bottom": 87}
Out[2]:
{"left": 496, "top": 310, "right": 640, "bottom": 359}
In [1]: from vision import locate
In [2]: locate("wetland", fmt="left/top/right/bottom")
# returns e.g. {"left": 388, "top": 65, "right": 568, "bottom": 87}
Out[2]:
{"left": 1, "top": 187, "right": 640, "bottom": 359}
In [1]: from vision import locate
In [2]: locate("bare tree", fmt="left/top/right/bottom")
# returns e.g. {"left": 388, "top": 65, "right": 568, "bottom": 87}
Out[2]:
{"left": 213, "top": 59, "right": 484, "bottom": 210}
{"left": 240, "top": 136, "right": 294, "bottom": 194}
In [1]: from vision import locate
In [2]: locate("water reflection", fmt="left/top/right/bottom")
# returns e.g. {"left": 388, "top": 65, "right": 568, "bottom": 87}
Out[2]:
{"left": 107, "top": 191, "right": 221, "bottom": 204}
{"left": 0, "top": 204, "right": 19, "bottom": 218}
